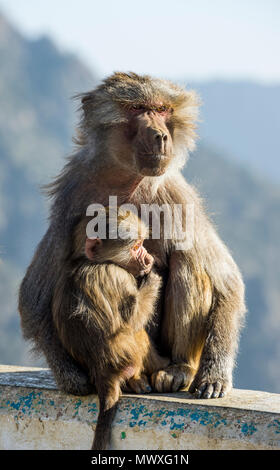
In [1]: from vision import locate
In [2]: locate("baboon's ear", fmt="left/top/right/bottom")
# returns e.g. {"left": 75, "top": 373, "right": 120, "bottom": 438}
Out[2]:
{"left": 85, "top": 238, "right": 102, "bottom": 260}
{"left": 75, "top": 91, "right": 96, "bottom": 115}
{"left": 73, "top": 90, "right": 94, "bottom": 106}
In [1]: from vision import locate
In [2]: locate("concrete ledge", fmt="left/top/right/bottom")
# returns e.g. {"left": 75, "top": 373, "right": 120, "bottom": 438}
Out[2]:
{"left": 0, "top": 365, "right": 279, "bottom": 450}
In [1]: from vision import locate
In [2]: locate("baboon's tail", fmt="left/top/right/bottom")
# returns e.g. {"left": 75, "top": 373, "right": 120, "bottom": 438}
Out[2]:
{"left": 91, "top": 397, "right": 119, "bottom": 450}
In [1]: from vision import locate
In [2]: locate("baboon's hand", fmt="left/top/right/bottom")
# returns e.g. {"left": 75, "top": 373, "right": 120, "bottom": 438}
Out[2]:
{"left": 150, "top": 364, "right": 191, "bottom": 393}
{"left": 189, "top": 368, "right": 232, "bottom": 399}
{"left": 124, "top": 374, "right": 152, "bottom": 394}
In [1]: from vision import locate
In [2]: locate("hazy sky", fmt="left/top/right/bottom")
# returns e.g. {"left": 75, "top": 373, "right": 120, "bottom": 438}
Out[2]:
{"left": 0, "top": 0, "right": 279, "bottom": 82}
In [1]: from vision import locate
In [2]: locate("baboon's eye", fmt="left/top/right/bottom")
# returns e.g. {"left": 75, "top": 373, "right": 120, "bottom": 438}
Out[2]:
{"left": 131, "top": 104, "right": 145, "bottom": 111}
{"left": 157, "top": 105, "right": 168, "bottom": 113}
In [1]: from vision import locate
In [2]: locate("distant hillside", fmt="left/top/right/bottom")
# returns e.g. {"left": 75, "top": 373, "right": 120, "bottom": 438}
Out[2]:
{"left": 187, "top": 80, "right": 280, "bottom": 182}
{"left": 0, "top": 13, "right": 94, "bottom": 267}
{"left": 0, "top": 12, "right": 96, "bottom": 364}
{"left": 0, "top": 12, "right": 279, "bottom": 393}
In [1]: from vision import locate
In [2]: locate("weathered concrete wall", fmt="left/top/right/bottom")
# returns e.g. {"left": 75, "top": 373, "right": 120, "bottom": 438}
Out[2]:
{"left": 0, "top": 365, "right": 279, "bottom": 450}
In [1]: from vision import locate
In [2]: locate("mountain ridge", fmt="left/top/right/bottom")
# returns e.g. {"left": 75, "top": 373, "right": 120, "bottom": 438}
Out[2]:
{"left": 186, "top": 79, "right": 280, "bottom": 181}
{"left": 0, "top": 12, "right": 279, "bottom": 392}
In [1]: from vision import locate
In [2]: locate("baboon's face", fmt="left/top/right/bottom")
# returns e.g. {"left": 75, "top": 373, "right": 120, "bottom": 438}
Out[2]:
{"left": 124, "top": 105, "right": 174, "bottom": 176}
{"left": 80, "top": 73, "right": 199, "bottom": 176}
{"left": 106, "top": 103, "right": 175, "bottom": 177}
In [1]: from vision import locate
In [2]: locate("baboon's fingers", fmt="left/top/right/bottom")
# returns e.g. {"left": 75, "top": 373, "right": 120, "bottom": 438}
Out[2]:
{"left": 193, "top": 383, "right": 207, "bottom": 398}
{"left": 219, "top": 382, "right": 232, "bottom": 398}
{"left": 171, "top": 372, "right": 185, "bottom": 392}
{"left": 212, "top": 381, "right": 222, "bottom": 398}
{"left": 128, "top": 374, "right": 152, "bottom": 394}
{"left": 150, "top": 370, "right": 166, "bottom": 393}
{"left": 163, "top": 372, "right": 175, "bottom": 392}
{"left": 151, "top": 370, "right": 174, "bottom": 393}
{"left": 190, "top": 379, "right": 231, "bottom": 399}
{"left": 151, "top": 368, "right": 186, "bottom": 393}
{"left": 201, "top": 383, "right": 214, "bottom": 399}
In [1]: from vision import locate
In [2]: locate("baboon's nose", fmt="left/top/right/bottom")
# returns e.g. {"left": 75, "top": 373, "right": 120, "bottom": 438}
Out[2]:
{"left": 154, "top": 132, "right": 168, "bottom": 153}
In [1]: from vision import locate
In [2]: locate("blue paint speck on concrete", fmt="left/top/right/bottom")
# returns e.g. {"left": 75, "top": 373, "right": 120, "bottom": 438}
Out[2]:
{"left": 170, "top": 419, "right": 185, "bottom": 431}
{"left": 119, "top": 402, "right": 231, "bottom": 433}
{"left": 137, "top": 419, "right": 147, "bottom": 427}
{"left": 241, "top": 422, "right": 257, "bottom": 436}
{"left": 188, "top": 409, "right": 227, "bottom": 428}
{"left": 5, "top": 391, "right": 43, "bottom": 414}
{"left": 73, "top": 399, "right": 82, "bottom": 416}
{"left": 87, "top": 402, "right": 98, "bottom": 414}
{"left": 267, "top": 419, "right": 280, "bottom": 434}
{"left": 142, "top": 411, "right": 153, "bottom": 418}
{"left": 130, "top": 404, "right": 145, "bottom": 421}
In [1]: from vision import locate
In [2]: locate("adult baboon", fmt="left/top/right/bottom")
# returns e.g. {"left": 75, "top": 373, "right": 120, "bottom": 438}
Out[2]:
{"left": 19, "top": 72, "right": 246, "bottom": 404}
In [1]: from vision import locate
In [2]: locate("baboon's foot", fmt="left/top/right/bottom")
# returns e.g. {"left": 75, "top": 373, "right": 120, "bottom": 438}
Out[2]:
{"left": 150, "top": 364, "right": 192, "bottom": 393}
{"left": 124, "top": 374, "right": 152, "bottom": 394}
{"left": 189, "top": 369, "right": 232, "bottom": 399}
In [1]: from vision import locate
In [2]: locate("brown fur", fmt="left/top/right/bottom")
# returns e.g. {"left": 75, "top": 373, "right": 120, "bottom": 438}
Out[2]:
{"left": 52, "top": 210, "right": 168, "bottom": 449}
{"left": 19, "top": 72, "right": 246, "bottom": 448}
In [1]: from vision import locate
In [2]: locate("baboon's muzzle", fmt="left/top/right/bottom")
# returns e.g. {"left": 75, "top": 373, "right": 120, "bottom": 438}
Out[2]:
{"left": 132, "top": 111, "right": 173, "bottom": 175}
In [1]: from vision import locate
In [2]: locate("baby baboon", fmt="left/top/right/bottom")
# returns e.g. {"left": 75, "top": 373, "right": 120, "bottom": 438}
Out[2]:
{"left": 19, "top": 72, "right": 246, "bottom": 421}
{"left": 52, "top": 209, "right": 168, "bottom": 449}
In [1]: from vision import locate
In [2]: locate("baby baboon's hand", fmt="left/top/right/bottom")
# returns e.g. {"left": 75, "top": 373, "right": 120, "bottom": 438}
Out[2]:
{"left": 128, "top": 243, "right": 154, "bottom": 277}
